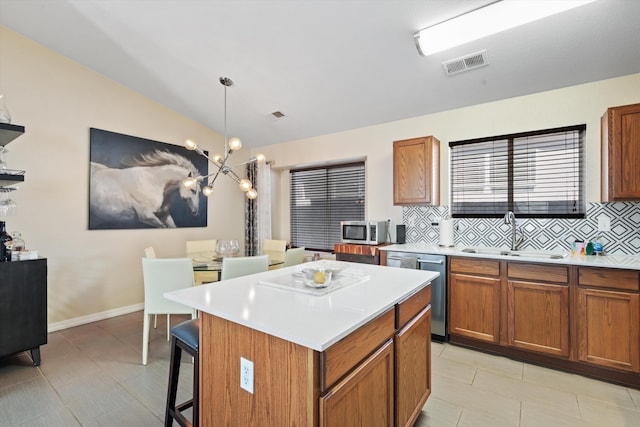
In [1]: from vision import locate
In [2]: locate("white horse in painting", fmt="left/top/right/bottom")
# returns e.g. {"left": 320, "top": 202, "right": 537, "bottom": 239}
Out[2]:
{"left": 90, "top": 150, "right": 201, "bottom": 228}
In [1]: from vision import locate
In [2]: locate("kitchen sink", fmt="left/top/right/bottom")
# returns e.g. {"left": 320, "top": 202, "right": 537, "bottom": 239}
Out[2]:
{"left": 460, "top": 247, "right": 569, "bottom": 260}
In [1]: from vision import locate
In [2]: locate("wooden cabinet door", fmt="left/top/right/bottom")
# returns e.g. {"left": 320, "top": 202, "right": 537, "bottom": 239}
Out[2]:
{"left": 395, "top": 306, "right": 431, "bottom": 427}
{"left": 507, "top": 280, "right": 569, "bottom": 357}
{"left": 320, "top": 339, "right": 394, "bottom": 427}
{"left": 0, "top": 259, "right": 47, "bottom": 364}
{"left": 393, "top": 136, "right": 440, "bottom": 205}
{"left": 449, "top": 273, "right": 501, "bottom": 343}
{"left": 576, "top": 287, "right": 640, "bottom": 372}
{"left": 602, "top": 103, "right": 640, "bottom": 200}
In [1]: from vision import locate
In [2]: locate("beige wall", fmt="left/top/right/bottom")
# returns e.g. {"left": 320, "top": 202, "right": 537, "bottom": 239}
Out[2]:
{"left": 258, "top": 73, "right": 640, "bottom": 243}
{"left": 1, "top": 27, "right": 248, "bottom": 328}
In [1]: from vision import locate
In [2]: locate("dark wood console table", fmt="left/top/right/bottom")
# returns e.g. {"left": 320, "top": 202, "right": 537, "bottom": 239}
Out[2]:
{"left": 0, "top": 259, "right": 47, "bottom": 365}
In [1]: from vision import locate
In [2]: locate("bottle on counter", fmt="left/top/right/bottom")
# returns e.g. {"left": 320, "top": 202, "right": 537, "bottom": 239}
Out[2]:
{"left": 10, "top": 231, "right": 24, "bottom": 261}
{"left": 593, "top": 234, "right": 604, "bottom": 256}
{"left": 585, "top": 240, "right": 594, "bottom": 255}
{"left": 0, "top": 221, "right": 12, "bottom": 262}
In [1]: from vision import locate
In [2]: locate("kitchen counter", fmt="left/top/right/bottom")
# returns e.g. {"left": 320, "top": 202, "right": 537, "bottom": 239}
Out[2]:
{"left": 165, "top": 261, "right": 437, "bottom": 351}
{"left": 380, "top": 243, "right": 640, "bottom": 270}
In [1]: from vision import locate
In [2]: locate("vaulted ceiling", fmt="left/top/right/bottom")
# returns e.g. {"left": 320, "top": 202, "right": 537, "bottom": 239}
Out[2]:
{"left": 1, "top": 0, "right": 639, "bottom": 147}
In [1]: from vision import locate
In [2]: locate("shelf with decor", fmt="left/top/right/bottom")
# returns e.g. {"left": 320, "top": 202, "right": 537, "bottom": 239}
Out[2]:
{"left": 0, "top": 122, "right": 25, "bottom": 146}
{"left": 0, "top": 122, "right": 26, "bottom": 189}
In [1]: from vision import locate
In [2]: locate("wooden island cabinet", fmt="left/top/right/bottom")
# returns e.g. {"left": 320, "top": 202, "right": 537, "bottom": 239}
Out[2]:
{"left": 448, "top": 256, "right": 640, "bottom": 388}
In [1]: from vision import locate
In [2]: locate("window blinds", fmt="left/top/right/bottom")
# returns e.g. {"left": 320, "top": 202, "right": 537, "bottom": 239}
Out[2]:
{"left": 450, "top": 125, "right": 585, "bottom": 218}
{"left": 290, "top": 163, "right": 365, "bottom": 251}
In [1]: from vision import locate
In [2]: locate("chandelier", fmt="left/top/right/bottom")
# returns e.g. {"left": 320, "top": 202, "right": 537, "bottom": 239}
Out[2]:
{"left": 182, "top": 77, "right": 264, "bottom": 199}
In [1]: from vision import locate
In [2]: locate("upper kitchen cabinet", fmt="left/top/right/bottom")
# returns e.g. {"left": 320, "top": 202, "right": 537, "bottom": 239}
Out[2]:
{"left": 393, "top": 136, "right": 440, "bottom": 205}
{"left": 601, "top": 103, "right": 640, "bottom": 201}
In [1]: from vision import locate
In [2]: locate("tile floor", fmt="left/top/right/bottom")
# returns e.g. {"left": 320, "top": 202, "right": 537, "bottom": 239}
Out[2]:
{"left": 1, "top": 311, "right": 639, "bottom": 426}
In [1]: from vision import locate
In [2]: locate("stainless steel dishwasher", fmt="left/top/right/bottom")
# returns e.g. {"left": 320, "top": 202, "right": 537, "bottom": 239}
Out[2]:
{"left": 386, "top": 251, "right": 448, "bottom": 341}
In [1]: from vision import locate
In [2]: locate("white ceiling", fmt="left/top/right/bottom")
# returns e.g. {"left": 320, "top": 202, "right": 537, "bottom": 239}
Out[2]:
{"left": 1, "top": 0, "right": 639, "bottom": 148}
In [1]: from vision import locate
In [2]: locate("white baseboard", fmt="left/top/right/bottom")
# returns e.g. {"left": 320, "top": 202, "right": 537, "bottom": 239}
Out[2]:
{"left": 47, "top": 303, "right": 144, "bottom": 333}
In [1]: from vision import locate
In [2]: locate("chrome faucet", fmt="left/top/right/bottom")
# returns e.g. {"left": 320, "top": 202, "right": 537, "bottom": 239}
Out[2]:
{"left": 504, "top": 211, "right": 524, "bottom": 250}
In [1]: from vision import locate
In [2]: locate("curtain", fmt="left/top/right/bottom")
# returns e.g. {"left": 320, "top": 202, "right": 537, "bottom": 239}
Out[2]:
{"left": 245, "top": 161, "right": 272, "bottom": 255}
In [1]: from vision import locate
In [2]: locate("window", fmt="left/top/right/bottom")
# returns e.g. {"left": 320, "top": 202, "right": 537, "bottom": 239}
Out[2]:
{"left": 450, "top": 125, "right": 585, "bottom": 218}
{"left": 290, "top": 162, "right": 365, "bottom": 251}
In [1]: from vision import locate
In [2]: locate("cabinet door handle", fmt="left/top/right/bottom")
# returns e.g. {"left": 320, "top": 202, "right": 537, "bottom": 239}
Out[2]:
{"left": 417, "top": 259, "right": 444, "bottom": 265}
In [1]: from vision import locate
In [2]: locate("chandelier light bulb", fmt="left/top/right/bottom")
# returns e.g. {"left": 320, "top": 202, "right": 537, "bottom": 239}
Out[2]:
{"left": 183, "top": 176, "right": 198, "bottom": 188}
{"left": 185, "top": 139, "right": 198, "bottom": 151}
{"left": 255, "top": 153, "right": 266, "bottom": 162}
{"left": 239, "top": 179, "right": 253, "bottom": 192}
{"left": 246, "top": 188, "right": 258, "bottom": 199}
{"left": 203, "top": 185, "right": 214, "bottom": 197}
{"left": 213, "top": 154, "right": 223, "bottom": 163}
{"left": 228, "top": 137, "right": 242, "bottom": 151}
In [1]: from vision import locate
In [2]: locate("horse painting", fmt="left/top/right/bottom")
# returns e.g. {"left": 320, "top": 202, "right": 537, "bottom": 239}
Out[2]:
{"left": 90, "top": 150, "right": 203, "bottom": 228}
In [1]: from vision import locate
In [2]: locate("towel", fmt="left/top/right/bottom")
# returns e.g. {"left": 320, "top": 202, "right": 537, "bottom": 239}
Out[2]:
{"left": 399, "top": 256, "right": 418, "bottom": 269}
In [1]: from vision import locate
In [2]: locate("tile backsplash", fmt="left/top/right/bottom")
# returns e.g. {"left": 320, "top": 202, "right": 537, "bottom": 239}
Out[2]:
{"left": 402, "top": 203, "right": 640, "bottom": 255}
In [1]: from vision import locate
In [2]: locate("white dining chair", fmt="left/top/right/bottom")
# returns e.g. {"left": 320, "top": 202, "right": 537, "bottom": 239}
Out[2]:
{"left": 262, "top": 239, "right": 287, "bottom": 269}
{"left": 186, "top": 239, "right": 219, "bottom": 284}
{"left": 262, "top": 239, "right": 287, "bottom": 260}
{"left": 144, "top": 246, "right": 157, "bottom": 259}
{"left": 283, "top": 247, "right": 305, "bottom": 267}
{"left": 143, "top": 246, "right": 162, "bottom": 329}
{"left": 141, "top": 257, "right": 196, "bottom": 365}
{"left": 186, "top": 239, "right": 217, "bottom": 258}
{"left": 220, "top": 255, "right": 269, "bottom": 280}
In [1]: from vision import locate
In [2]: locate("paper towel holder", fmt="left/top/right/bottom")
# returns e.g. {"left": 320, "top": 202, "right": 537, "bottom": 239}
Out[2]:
{"left": 439, "top": 218, "right": 455, "bottom": 247}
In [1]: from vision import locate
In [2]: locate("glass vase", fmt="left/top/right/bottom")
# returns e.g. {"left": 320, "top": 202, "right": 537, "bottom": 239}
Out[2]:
{"left": 0, "top": 94, "right": 11, "bottom": 124}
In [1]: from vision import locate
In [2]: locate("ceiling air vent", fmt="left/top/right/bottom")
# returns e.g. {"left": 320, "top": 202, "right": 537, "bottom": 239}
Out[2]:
{"left": 442, "top": 50, "right": 489, "bottom": 76}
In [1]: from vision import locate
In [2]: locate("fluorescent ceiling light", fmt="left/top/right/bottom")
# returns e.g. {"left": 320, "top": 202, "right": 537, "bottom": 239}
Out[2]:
{"left": 414, "top": 0, "right": 596, "bottom": 56}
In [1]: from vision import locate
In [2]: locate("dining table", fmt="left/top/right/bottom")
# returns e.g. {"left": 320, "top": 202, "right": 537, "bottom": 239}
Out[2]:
{"left": 192, "top": 255, "right": 284, "bottom": 283}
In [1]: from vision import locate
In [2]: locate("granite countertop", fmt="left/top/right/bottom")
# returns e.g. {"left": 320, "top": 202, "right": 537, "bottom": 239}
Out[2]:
{"left": 380, "top": 243, "right": 640, "bottom": 270}
{"left": 165, "top": 261, "right": 437, "bottom": 351}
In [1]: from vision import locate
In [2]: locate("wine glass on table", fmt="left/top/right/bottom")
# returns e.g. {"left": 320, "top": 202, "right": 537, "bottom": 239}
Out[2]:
{"left": 216, "top": 239, "right": 240, "bottom": 258}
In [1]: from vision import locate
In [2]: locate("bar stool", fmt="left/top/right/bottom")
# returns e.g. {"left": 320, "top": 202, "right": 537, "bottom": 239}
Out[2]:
{"left": 165, "top": 318, "right": 200, "bottom": 427}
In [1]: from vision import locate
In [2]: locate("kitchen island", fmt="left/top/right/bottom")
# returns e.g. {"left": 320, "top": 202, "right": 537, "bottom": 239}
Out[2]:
{"left": 166, "top": 261, "right": 437, "bottom": 426}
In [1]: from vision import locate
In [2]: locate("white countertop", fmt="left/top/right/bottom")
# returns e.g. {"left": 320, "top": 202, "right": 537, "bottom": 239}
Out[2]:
{"left": 381, "top": 243, "right": 640, "bottom": 270}
{"left": 165, "top": 261, "right": 437, "bottom": 352}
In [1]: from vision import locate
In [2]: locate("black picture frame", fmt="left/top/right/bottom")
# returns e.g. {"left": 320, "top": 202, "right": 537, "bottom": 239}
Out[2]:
{"left": 88, "top": 128, "right": 208, "bottom": 230}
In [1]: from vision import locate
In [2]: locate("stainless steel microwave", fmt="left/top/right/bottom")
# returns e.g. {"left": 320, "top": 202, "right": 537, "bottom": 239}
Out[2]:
{"left": 341, "top": 221, "right": 387, "bottom": 245}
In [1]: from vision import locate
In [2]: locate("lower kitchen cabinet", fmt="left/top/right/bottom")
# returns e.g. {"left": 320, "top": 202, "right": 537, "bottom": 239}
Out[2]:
{"left": 449, "top": 258, "right": 501, "bottom": 343}
{"left": 507, "top": 280, "right": 569, "bottom": 357}
{"left": 448, "top": 257, "right": 640, "bottom": 388}
{"left": 322, "top": 286, "right": 432, "bottom": 427}
{"left": 395, "top": 305, "right": 431, "bottom": 427}
{"left": 507, "top": 263, "right": 570, "bottom": 358}
{"left": 576, "top": 266, "right": 640, "bottom": 372}
{"left": 320, "top": 339, "right": 394, "bottom": 427}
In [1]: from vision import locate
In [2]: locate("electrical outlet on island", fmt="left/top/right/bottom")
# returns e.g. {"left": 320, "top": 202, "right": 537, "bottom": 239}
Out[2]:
{"left": 240, "top": 357, "right": 254, "bottom": 394}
